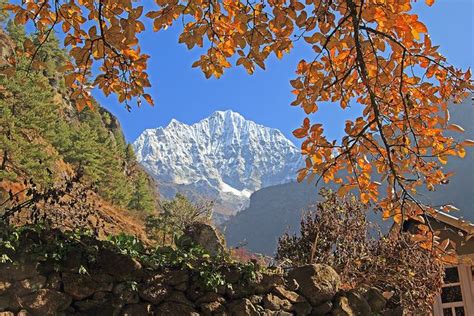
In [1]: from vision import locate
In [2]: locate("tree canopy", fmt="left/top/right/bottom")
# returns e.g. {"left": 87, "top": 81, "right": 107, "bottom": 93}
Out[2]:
{"left": 2, "top": 0, "right": 473, "bottom": 254}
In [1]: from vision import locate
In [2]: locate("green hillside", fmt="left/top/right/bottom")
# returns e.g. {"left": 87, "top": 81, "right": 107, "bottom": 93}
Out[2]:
{"left": 0, "top": 23, "right": 157, "bottom": 217}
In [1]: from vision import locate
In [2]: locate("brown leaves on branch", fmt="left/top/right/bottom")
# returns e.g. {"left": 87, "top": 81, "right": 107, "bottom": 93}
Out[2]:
{"left": 3, "top": 0, "right": 473, "bottom": 253}
{"left": 4, "top": 0, "right": 151, "bottom": 110}
{"left": 276, "top": 189, "right": 445, "bottom": 312}
{"left": 287, "top": 0, "right": 473, "bottom": 256}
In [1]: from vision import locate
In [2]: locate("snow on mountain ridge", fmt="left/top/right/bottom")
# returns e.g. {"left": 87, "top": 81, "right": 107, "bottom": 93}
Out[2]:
{"left": 133, "top": 110, "right": 303, "bottom": 216}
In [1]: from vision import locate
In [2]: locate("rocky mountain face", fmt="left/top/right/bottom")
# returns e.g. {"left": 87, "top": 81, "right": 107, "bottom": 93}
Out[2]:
{"left": 133, "top": 110, "right": 303, "bottom": 217}
{"left": 224, "top": 181, "right": 320, "bottom": 255}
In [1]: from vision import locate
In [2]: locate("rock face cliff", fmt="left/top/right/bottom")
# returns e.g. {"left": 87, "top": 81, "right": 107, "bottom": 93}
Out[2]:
{"left": 133, "top": 110, "right": 303, "bottom": 217}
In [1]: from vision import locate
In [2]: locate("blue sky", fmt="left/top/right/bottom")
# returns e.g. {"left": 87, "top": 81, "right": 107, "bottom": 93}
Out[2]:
{"left": 95, "top": 0, "right": 473, "bottom": 144}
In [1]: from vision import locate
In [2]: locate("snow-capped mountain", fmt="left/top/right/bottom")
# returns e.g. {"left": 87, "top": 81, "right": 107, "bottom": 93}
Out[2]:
{"left": 133, "top": 110, "right": 303, "bottom": 217}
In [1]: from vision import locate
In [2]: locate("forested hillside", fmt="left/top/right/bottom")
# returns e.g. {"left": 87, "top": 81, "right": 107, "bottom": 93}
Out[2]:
{"left": 0, "top": 23, "right": 157, "bottom": 228}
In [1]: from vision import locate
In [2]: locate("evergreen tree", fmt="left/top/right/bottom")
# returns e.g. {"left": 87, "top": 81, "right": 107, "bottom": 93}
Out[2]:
{"left": 5, "top": 20, "right": 26, "bottom": 46}
{"left": 128, "top": 171, "right": 156, "bottom": 213}
{"left": 0, "top": 1, "right": 10, "bottom": 24}
{"left": 0, "top": 64, "right": 60, "bottom": 186}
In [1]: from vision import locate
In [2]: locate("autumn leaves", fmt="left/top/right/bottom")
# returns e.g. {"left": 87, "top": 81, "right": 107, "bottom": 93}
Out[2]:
{"left": 3, "top": 0, "right": 474, "bottom": 253}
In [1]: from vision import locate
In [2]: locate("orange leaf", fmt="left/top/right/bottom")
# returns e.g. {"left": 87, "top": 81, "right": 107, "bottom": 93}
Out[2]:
{"left": 413, "top": 21, "right": 427, "bottom": 34}
{"left": 143, "top": 93, "right": 154, "bottom": 106}
{"left": 296, "top": 169, "right": 308, "bottom": 182}
{"left": 303, "top": 117, "right": 310, "bottom": 129}
{"left": 447, "top": 124, "right": 465, "bottom": 133}
{"left": 461, "top": 139, "right": 474, "bottom": 147}
{"left": 293, "top": 127, "right": 308, "bottom": 138}
{"left": 337, "top": 184, "right": 355, "bottom": 197}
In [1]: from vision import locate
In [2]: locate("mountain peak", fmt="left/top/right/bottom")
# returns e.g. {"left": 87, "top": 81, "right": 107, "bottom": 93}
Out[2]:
{"left": 167, "top": 118, "right": 182, "bottom": 127}
{"left": 133, "top": 110, "right": 303, "bottom": 218}
{"left": 210, "top": 110, "right": 244, "bottom": 120}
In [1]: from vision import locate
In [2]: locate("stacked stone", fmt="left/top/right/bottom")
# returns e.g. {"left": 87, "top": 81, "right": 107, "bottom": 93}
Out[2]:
{"left": 0, "top": 258, "right": 399, "bottom": 315}
{"left": 0, "top": 224, "right": 401, "bottom": 315}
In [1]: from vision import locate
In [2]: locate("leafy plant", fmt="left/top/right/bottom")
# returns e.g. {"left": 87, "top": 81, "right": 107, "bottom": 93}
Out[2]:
{"left": 276, "top": 189, "right": 444, "bottom": 313}
{"left": 108, "top": 229, "right": 259, "bottom": 291}
{"left": 108, "top": 233, "right": 146, "bottom": 258}
{"left": 145, "top": 194, "right": 213, "bottom": 245}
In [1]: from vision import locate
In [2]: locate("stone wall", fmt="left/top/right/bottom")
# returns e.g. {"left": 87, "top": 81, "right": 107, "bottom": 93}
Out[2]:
{"left": 0, "top": 226, "right": 401, "bottom": 316}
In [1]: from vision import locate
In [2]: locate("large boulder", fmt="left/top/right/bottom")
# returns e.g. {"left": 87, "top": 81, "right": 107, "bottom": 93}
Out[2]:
{"left": 0, "top": 294, "right": 20, "bottom": 312}
{"left": 121, "top": 303, "right": 154, "bottom": 315}
{"left": 363, "top": 288, "right": 386, "bottom": 313}
{"left": 331, "top": 292, "right": 371, "bottom": 316}
{"left": 62, "top": 272, "right": 113, "bottom": 300}
{"left": 273, "top": 286, "right": 306, "bottom": 304}
{"left": 113, "top": 282, "right": 140, "bottom": 305}
{"left": 12, "top": 275, "right": 47, "bottom": 297}
{"left": 287, "top": 264, "right": 340, "bottom": 306}
{"left": 195, "top": 292, "right": 225, "bottom": 305}
{"left": 311, "top": 301, "right": 332, "bottom": 315}
{"left": 331, "top": 296, "right": 353, "bottom": 316}
{"left": 256, "top": 273, "right": 285, "bottom": 294}
{"left": 183, "top": 223, "right": 226, "bottom": 256}
{"left": 155, "top": 302, "right": 199, "bottom": 315}
{"left": 0, "top": 261, "right": 39, "bottom": 281}
{"left": 95, "top": 249, "right": 143, "bottom": 281}
{"left": 383, "top": 306, "right": 403, "bottom": 316}
{"left": 200, "top": 301, "right": 226, "bottom": 316}
{"left": 139, "top": 275, "right": 171, "bottom": 305}
{"left": 228, "top": 298, "right": 259, "bottom": 316}
{"left": 291, "top": 301, "right": 312, "bottom": 316}
{"left": 0, "top": 281, "right": 11, "bottom": 296}
{"left": 17, "top": 289, "right": 71, "bottom": 315}
{"left": 163, "top": 269, "right": 190, "bottom": 287}
{"left": 263, "top": 293, "right": 292, "bottom": 311}
{"left": 165, "top": 290, "right": 195, "bottom": 307}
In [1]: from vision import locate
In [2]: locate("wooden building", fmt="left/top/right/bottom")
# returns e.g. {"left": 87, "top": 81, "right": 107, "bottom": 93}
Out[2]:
{"left": 403, "top": 211, "right": 474, "bottom": 315}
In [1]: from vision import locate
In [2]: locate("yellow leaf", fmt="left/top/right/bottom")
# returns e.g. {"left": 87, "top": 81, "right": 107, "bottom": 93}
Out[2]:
{"left": 62, "top": 22, "right": 71, "bottom": 33}
{"left": 337, "top": 184, "right": 355, "bottom": 197}
{"left": 393, "top": 213, "right": 402, "bottom": 224}
{"left": 411, "top": 28, "right": 420, "bottom": 41}
{"left": 425, "top": 0, "right": 435, "bottom": 6}
{"left": 438, "top": 155, "right": 448, "bottom": 165}
{"left": 361, "top": 192, "right": 369, "bottom": 204}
